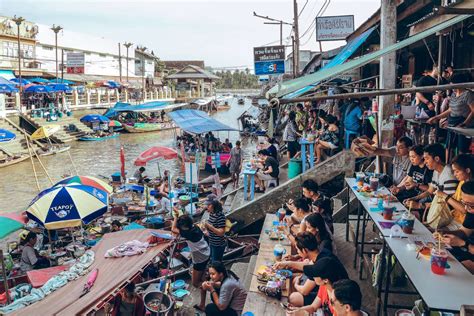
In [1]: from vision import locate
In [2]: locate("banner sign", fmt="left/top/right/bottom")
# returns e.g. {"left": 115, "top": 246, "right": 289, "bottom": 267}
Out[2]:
{"left": 316, "top": 15, "right": 354, "bottom": 41}
{"left": 254, "top": 45, "right": 285, "bottom": 75}
{"left": 66, "top": 52, "right": 85, "bottom": 74}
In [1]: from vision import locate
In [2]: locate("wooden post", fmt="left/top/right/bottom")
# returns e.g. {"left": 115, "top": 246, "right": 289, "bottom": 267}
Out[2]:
{"left": 25, "top": 135, "right": 41, "bottom": 192}
{"left": 0, "top": 250, "right": 10, "bottom": 304}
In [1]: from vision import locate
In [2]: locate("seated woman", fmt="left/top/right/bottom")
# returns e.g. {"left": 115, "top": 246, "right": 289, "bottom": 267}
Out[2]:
{"left": 285, "top": 213, "right": 334, "bottom": 255}
{"left": 391, "top": 145, "right": 433, "bottom": 201}
{"left": 288, "top": 257, "right": 348, "bottom": 313}
{"left": 20, "top": 232, "right": 50, "bottom": 272}
{"left": 285, "top": 198, "right": 312, "bottom": 227}
{"left": 314, "top": 114, "right": 339, "bottom": 164}
{"left": 171, "top": 215, "right": 210, "bottom": 288}
{"left": 104, "top": 282, "right": 145, "bottom": 316}
{"left": 435, "top": 154, "right": 474, "bottom": 228}
{"left": 201, "top": 262, "right": 247, "bottom": 316}
{"left": 111, "top": 220, "right": 123, "bottom": 232}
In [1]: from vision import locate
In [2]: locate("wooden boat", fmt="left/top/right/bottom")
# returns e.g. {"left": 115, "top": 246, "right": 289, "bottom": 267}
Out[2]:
{"left": 37, "top": 145, "right": 71, "bottom": 156}
{"left": 123, "top": 122, "right": 176, "bottom": 133}
{"left": 0, "top": 154, "right": 29, "bottom": 168}
{"left": 216, "top": 102, "right": 231, "bottom": 111}
{"left": 79, "top": 133, "right": 119, "bottom": 141}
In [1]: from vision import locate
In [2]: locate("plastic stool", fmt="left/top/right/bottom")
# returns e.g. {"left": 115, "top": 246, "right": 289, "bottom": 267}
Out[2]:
{"left": 266, "top": 178, "right": 278, "bottom": 188}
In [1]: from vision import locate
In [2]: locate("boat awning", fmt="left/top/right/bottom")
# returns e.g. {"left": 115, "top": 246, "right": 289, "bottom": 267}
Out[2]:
{"left": 14, "top": 229, "right": 170, "bottom": 315}
{"left": 283, "top": 26, "right": 377, "bottom": 99}
{"left": 104, "top": 101, "right": 185, "bottom": 117}
{"left": 0, "top": 70, "right": 15, "bottom": 80}
{"left": 168, "top": 109, "right": 238, "bottom": 134}
{"left": 269, "top": 14, "right": 470, "bottom": 99}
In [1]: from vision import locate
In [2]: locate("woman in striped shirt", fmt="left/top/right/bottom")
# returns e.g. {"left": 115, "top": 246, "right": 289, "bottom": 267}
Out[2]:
{"left": 203, "top": 200, "right": 227, "bottom": 263}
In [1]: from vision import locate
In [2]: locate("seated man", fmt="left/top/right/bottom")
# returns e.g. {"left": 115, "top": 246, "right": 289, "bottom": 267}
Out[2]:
{"left": 255, "top": 149, "right": 279, "bottom": 192}
{"left": 133, "top": 167, "right": 147, "bottom": 184}
{"left": 154, "top": 192, "right": 172, "bottom": 215}
{"left": 438, "top": 180, "right": 474, "bottom": 273}
{"left": 332, "top": 279, "right": 369, "bottom": 316}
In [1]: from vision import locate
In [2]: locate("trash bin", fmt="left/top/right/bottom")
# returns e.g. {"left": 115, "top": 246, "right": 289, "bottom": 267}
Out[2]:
{"left": 288, "top": 158, "right": 302, "bottom": 179}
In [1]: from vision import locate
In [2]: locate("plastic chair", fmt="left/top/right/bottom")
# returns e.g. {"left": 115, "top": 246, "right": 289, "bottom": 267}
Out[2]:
{"left": 345, "top": 130, "right": 359, "bottom": 149}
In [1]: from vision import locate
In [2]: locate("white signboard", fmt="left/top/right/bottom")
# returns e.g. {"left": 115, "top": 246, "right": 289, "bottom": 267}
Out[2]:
{"left": 316, "top": 15, "right": 354, "bottom": 41}
{"left": 66, "top": 52, "right": 85, "bottom": 67}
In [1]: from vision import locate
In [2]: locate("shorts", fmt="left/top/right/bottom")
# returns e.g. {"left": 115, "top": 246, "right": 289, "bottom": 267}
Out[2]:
{"left": 325, "top": 142, "right": 337, "bottom": 149}
{"left": 446, "top": 128, "right": 470, "bottom": 154}
{"left": 193, "top": 257, "right": 210, "bottom": 271}
{"left": 286, "top": 141, "right": 299, "bottom": 158}
{"left": 303, "top": 292, "right": 317, "bottom": 305}
{"left": 257, "top": 171, "right": 277, "bottom": 181}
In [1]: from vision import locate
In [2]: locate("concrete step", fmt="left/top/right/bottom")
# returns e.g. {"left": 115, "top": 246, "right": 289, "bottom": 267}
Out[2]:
{"left": 230, "top": 262, "right": 249, "bottom": 283}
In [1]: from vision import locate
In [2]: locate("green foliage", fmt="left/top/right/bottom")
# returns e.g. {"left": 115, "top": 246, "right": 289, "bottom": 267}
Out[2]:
{"left": 214, "top": 68, "right": 259, "bottom": 89}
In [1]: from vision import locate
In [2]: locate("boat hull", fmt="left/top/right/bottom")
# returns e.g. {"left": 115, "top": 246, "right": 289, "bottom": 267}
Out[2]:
{"left": 123, "top": 122, "right": 176, "bottom": 133}
{"left": 38, "top": 145, "right": 71, "bottom": 156}
{"left": 79, "top": 134, "right": 119, "bottom": 141}
{"left": 0, "top": 155, "right": 29, "bottom": 168}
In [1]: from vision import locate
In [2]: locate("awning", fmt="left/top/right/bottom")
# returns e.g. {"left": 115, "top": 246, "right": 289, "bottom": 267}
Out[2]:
{"left": 0, "top": 70, "right": 15, "bottom": 80}
{"left": 283, "top": 26, "right": 376, "bottom": 99}
{"left": 104, "top": 101, "right": 185, "bottom": 117}
{"left": 269, "top": 14, "right": 469, "bottom": 99}
{"left": 168, "top": 109, "right": 238, "bottom": 134}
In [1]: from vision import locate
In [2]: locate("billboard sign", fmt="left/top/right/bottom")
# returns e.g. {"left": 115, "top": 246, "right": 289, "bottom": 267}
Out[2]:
{"left": 316, "top": 15, "right": 354, "bottom": 41}
{"left": 66, "top": 52, "right": 85, "bottom": 74}
{"left": 254, "top": 45, "right": 285, "bottom": 75}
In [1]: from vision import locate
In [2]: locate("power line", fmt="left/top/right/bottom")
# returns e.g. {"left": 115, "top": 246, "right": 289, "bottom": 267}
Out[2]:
{"left": 298, "top": 0, "right": 309, "bottom": 17}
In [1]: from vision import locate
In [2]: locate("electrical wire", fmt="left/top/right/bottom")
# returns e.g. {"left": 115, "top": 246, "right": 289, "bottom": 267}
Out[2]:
{"left": 298, "top": 0, "right": 309, "bottom": 18}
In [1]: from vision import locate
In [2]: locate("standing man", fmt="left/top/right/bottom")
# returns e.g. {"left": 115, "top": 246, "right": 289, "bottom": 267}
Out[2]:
{"left": 415, "top": 64, "right": 439, "bottom": 118}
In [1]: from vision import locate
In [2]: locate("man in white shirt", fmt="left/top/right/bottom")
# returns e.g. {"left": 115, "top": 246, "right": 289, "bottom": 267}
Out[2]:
{"left": 154, "top": 193, "right": 171, "bottom": 215}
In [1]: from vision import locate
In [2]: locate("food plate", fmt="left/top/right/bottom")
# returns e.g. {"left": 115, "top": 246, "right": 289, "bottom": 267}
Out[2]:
{"left": 276, "top": 269, "right": 293, "bottom": 279}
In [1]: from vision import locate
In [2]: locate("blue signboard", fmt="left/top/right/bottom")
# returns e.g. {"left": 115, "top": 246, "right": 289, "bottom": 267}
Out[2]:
{"left": 254, "top": 60, "right": 285, "bottom": 76}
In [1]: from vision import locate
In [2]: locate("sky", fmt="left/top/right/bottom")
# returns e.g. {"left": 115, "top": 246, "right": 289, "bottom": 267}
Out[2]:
{"left": 1, "top": 0, "right": 380, "bottom": 69}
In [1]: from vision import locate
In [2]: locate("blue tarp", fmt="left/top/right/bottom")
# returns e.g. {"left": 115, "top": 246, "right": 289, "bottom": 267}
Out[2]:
{"left": 0, "top": 129, "right": 16, "bottom": 142}
{"left": 24, "top": 85, "right": 54, "bottom": 93}
{"left": 104, "top": 101, "right": 182, "bottom": 118}
{"left": 0, "top": 70, "right": 15, "bottom": 80}
{"left": 28, "top": 77, "right": 51, "bottom": 84}
{"left": 283, "top": 26, "right": 377, "bottom": 99}
{"left": 168, "top": 109, "right": 238, "bottom": 134}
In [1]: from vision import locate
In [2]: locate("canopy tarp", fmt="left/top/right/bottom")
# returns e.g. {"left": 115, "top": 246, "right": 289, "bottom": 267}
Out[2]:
{"left": 168, "top": 109, "right": 238, "bottom": 134}
{"left": 14, "top": 229, "right": 170, "bottom": 315}
{"left": 268, "top": 15, "right": 469, "bottom": 98}
{"left": 283, "top": 26, "right": 377, "bottom": 99}
{"left": 0, "top": 70, "right": 15, "bottom": 81}
{"left": 104, "top": 101, "right": 185, "bottom": 118}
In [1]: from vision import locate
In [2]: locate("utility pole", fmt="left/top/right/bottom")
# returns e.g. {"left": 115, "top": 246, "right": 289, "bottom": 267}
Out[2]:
{"left": 51, "top": 25, "right": 63, "bottom": 83}
{"left": 291, "top": 35, "right": 296, "bottom": 78}
{"left": 253, "top": 12, "right": 292, "bottom": 46}
{"left": 378, "top": 0, "right": 397, "bottom": 160}
{"left": 61, "top": 49, "right": 64, "bottom": 82}
{"left": 118, "top": 43, "right": 122, "bottom": 82}
{"left": 123, "top": 42, "right": 133, "bottom": 83}
{"left": 12, "top": 16, "right": 24, "bottom": 107}
{"left": 293, "top": 0, "right": 300, "bottom": 76}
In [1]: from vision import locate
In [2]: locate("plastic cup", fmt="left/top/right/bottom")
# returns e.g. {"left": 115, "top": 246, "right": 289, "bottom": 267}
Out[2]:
{"left": 383, "top": 206, "right": 395, "bottom": 220}
{"left": 430, "top": 249, "right": 448, "bottom": 275}
{"left": 273, "top": 244, "right": 286, "bottom": 262}
{"left": 356, "top": 172, "right": 365, "bottom": 187}
{"left": 399, "top": 212, "right": 415, "bottom": 234}
{"left": 370, "top": 177, "right": 379, "bottom": 191}
{"left": 278, "top": 209, "right": 286, "bottom": 222}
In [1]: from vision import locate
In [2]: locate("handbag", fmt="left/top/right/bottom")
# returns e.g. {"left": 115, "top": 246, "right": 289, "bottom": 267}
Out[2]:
{"left": 424, "top": 195, "right": 453, "bottom": 229}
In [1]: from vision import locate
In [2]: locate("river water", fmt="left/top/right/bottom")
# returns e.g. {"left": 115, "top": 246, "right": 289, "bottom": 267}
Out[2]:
{"left": 0, "top": 97, "right": 254, "bottom": 213}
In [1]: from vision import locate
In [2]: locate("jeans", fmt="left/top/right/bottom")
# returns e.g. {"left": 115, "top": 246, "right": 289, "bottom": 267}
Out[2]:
{"left": 209, "top": 244, "right": 226, "bottom": 263}
{"left": 205, "top": 303, "right": 238, "bottom": 316}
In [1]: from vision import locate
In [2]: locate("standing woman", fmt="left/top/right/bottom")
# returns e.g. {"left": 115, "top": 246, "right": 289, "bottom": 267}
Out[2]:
{"left": 171, "top": 214, "right": 210, "bottom": 288}
{"left": 283, "top": 111, "right": 301, "bottom": 160}
{"left": 201, "top": 262, "right": 248, "bottom": 316}
{"left": 227, "top": 141, "right": 243, "bottom": 189}
{"left": 203, "top": 200, "right": 227, "bottom": 263}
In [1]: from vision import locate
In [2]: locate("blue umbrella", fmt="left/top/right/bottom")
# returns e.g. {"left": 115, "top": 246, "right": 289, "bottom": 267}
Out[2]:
{"left": 50, "top": 78, "right": 75, "bottom": 85}
{"left": 107, "top": 81, "right": 121, "bottom": 89}
{"left": 0, "top": 129, "right": 16, "bottom": 142}
{"left": 28, "top": 77, "right": 51, "bottom": 84}
{"left": 0, "top": 84, "right": 18, "bottom": 94}
{"left": 24, "top": 85, "right": 54, "bottom": 93}
{"left": 48, "top": 83, "right": 73, "bottom": 93}
{"left": 80, "top": 114, "right": 110, "bottom": 123}
{"left": 10, "top": 78, "right": 31, "bottom": 86}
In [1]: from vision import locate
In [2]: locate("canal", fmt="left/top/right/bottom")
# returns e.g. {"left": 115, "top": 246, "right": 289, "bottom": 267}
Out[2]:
{"left": 0, "top": 97, "right": 255, "bottom": 213}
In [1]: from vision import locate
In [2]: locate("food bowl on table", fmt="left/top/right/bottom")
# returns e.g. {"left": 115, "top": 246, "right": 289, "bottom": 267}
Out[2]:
{"left": 144, "top": 291, "right": 173, "bottom": 315}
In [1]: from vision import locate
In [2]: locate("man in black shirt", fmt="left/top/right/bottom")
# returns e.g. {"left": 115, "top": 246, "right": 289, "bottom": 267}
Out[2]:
{"left": 440, "top": 181, "right": 474, "bottom": 273}
{"left": 415, "top": 65, "right": 439, "bottom": 117}
{"left": 255, "top": 149, "right": 279, "bottom": 192}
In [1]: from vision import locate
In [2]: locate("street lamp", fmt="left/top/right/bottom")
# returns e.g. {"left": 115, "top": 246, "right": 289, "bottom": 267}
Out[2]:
{"left": 123, "top": 42, "right": 133, "bottom": 82}
{"left": 12, "top": 15, "right": 24, "bottom": 103}
{"left": 51, "top": 24, "right": 63, "bottom": 83}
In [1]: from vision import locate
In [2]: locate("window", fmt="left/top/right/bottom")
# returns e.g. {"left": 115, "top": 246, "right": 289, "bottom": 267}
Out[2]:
{"left": 99, "top": 54, "right": 106, "bottom": 58}
{"left": 3, "top": 42, "right": 34, "bottom": 58}
{"left": 43, "top": 46, "right": 53, "bottom": 51}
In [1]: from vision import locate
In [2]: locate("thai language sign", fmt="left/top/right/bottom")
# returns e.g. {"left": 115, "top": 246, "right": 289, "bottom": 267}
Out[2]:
{"left": 254, "top": 45, "right": 285, "bottom": 75}
{"left": 66, "top": 52, "right": 85, "bottom": 74}
{"left": 316, "top": 15, "right": 354, "bottom": 41}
